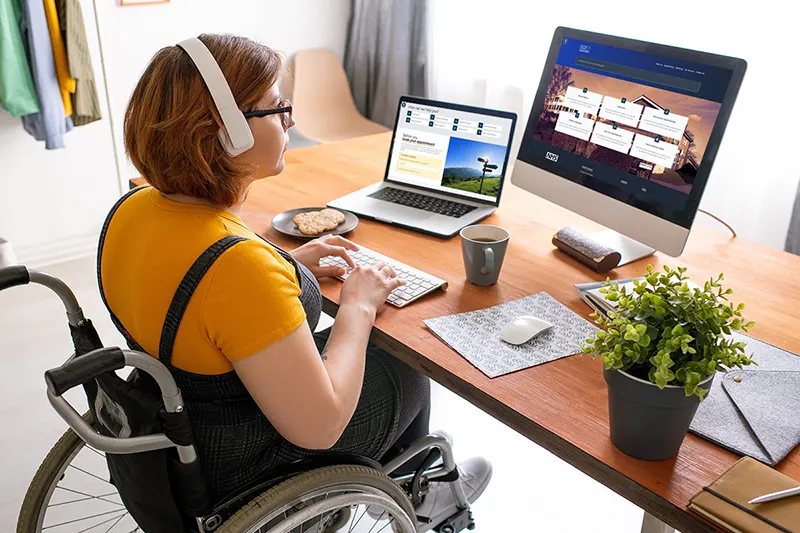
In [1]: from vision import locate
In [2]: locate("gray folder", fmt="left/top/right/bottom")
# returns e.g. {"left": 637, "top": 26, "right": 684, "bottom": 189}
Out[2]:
{"left": 690, "top": 332, "right": 800, "bottom": 465}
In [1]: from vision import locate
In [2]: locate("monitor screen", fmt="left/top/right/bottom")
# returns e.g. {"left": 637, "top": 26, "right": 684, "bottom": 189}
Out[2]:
{"left": 518, "top": 32, "right": 741, "bottom": 228}
{"left": 386, "top": 99, "right": 516, "bottom": 204}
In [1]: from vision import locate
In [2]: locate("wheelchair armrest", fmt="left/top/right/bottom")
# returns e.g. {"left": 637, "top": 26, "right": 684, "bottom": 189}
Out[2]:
{"left": 44, "top": 348, "right": 197, "bottom": 464}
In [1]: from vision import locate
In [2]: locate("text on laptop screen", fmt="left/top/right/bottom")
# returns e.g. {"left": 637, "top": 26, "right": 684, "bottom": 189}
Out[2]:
{"left": 526, "top": 37, "right": 733, "bottom": 212}
{"left": 388, "top": 102, "right": 514, "bottom": 204}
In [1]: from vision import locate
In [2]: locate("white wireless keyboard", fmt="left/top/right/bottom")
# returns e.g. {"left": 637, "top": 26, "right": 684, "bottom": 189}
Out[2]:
{"left": 319, "top": 245, "right": 448, "bottom": 308}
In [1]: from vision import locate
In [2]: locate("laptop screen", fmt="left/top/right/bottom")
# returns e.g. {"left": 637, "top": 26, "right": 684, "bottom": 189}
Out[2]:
{"left": 386, "top": 99, "right": 516, "bottom": 204}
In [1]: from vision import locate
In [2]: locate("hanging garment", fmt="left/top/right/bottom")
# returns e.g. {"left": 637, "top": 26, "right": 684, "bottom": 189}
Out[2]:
{"left": 56, "top": 0, "right": 101, "bottom": 125}
{"left": 0, "top": 0, "right": 40, "bottom": 116}
{"left": 42, "top": 0, "right": 75, "bottom": 117}
{"left": 19, "top": 0, "right": 73, "bottom": 149}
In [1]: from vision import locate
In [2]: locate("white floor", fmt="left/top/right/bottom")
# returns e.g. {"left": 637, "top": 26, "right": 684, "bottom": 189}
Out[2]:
{"left": 0, "top": 256, "right": 647, "bottom": 532}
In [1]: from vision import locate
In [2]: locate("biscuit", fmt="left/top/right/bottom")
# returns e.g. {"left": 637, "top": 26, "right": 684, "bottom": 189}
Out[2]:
{"left": 319, "top": 208, "right": 346, "bottom": 225}
{"left": 293, "top": 209, "right": 346, "bottom": 236}
{"left": 293, "top": 212, "right": 328, "bottom": 235}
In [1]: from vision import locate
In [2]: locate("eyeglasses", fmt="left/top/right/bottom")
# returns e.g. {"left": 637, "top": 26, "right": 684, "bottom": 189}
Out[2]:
{"left": 243, "top": 99, "right": 293, "bottom": 129}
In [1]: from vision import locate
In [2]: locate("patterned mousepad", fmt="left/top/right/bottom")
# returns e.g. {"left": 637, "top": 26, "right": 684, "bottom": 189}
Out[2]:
{"left": 424, "top": 292, "right": 599, "bottom": 378}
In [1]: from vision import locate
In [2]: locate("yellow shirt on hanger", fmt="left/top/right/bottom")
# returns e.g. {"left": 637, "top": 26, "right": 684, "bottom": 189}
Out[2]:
{"left": 42, "top": 0, "right": 75, "bottom": 117}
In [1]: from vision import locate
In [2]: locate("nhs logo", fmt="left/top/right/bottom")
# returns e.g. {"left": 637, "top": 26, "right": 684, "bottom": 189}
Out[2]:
{"left": 545, "top": 151, "right": 559, "bottom": 163}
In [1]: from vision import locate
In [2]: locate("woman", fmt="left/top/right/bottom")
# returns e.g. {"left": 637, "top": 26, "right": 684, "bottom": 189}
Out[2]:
{"left": 99, "top": 33, "right": 490, "bottom": 529}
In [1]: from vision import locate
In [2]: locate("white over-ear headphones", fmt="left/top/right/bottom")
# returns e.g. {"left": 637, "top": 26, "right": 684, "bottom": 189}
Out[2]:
{"left": 176, "top": 37, "right": 255, "bottom": 157}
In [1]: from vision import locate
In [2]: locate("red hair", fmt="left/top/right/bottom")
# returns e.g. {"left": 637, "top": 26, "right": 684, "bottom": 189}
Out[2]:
{"left": 124, "top": 34, "right": 282, "bottom": 206}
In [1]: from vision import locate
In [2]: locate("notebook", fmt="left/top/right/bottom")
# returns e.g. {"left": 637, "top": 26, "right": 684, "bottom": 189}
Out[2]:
{"left": 689, "top": 457, "right": 800, "bottom": 533}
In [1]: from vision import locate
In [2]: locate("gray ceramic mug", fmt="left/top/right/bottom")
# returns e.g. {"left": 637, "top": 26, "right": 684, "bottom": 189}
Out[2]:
{"left": 460, "top": 225, "right": 510, "bottom": 286}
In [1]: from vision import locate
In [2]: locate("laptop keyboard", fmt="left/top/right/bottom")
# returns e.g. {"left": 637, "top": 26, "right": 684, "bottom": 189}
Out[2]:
{"left": 368, "top": 187, "right": 477, "bottom": 218}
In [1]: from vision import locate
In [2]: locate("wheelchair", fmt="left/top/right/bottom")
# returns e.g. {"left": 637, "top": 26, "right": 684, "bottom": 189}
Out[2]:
{"left": 2, "top": 265, "right": 477, "bottom": 533}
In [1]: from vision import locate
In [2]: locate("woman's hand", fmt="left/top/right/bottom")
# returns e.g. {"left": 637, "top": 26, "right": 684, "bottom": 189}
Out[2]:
{"left": 340, "top": 262, "right": 405, "bottom": 318}
{"left": 290, "top": 235, "right": 358, "bottom": 279}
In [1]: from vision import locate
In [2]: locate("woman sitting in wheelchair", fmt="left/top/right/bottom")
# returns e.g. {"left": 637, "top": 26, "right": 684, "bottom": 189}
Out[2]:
{"left": 98, "top": 33, "right": 490, "bottom": 530}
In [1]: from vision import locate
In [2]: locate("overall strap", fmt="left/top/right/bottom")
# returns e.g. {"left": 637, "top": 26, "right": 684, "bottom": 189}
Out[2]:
{"left": 158, "top": 235, "right": 248, "bottom": 365}
{"left": 96, "top": 186, "right": 150, "bottom": 351}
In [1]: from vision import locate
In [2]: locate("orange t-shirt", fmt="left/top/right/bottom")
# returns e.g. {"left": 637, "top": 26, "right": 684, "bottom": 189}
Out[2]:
{"left": 100, "top": 187, "right": 306, "bottom": 375}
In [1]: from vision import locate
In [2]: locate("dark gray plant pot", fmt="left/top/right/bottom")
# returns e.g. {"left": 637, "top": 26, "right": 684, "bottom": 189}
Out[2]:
{"left": 603, "top": 368, "right": 714, "bottom": 461}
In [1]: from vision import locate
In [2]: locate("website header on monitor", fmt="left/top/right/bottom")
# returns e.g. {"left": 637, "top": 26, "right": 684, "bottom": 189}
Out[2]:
{"left": 385, "top": 97, "right": 517, "bottom": 205}
{"left": 517, "top": 28, "right": 746, "bottom": 229}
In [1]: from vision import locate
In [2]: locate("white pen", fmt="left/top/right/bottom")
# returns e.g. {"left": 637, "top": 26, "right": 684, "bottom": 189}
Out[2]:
{"left": 748, "top": 485, "right": 800, "bottom": 505}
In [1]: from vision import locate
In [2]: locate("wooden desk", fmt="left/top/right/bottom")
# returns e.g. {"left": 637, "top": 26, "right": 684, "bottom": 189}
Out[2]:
{"left": 138, "top": 133, "right": 800, "bottom": 531}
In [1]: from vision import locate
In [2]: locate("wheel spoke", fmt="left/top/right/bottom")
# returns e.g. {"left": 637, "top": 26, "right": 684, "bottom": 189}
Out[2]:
{"left": 68, "top": 464, "right": 114, "bottom": 485}
{"left": 366, "top": 510, "right": 386, "bottom": 533}
{"left": 100, "top": 512, "right": 126, "bottom": 533}
{"left": 348, "top": 506, "right": 368, "bottom": 533}
{"left": 376, "top": 518, "right": 395, "bottom": 533}
{"left": 53, "top": 486, "right": 124, "bottom": 507}
{"left": 49, "top": 491, "right": 121, "bottom": 508}
{"left": 42, "top": 508, "right": 126, "bottom": 530}
{"left": 74, "top": 511, "right": 126, "bottom": 533}
{"left": 86, "top": 447, "right": 106, "bottom": 459}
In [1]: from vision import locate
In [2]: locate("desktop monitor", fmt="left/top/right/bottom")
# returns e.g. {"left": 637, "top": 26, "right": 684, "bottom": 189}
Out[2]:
{"left": 512, "top": 27, "right": 746, "bottom": 261}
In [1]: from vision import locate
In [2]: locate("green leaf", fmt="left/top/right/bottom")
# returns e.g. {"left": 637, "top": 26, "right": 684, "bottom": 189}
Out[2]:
{"left": 598, "top": 264, "right": 754, "bottom": 399}
{"left": 623, "top": 329, "right": 640, "bottom": 342}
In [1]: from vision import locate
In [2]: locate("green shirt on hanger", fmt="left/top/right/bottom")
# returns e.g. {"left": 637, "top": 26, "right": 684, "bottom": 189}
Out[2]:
{"left": 0, "top": 0, "right": 40, "bottom": 116}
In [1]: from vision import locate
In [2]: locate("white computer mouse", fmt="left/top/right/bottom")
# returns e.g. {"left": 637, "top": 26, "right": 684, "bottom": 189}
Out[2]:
{"left": 499, "top": 316, "right": 554, "bottom": 345}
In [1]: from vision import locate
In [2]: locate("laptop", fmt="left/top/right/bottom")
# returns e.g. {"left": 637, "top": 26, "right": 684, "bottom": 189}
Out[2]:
{"left": 328, "top": 96, "right": 517, "bottom": 237}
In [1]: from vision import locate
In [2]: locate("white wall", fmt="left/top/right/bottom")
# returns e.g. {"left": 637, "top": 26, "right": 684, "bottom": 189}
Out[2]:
{"left": 0, "top": 0, "right": 351, "bottom": 265}
{"left": 429, "top": 0, "right": 800, "bottom": 250}
{"left": 0, "top": 0, "right": 119, "bottom": 266}
{"left": 92, "top": 0, "right": 352, "bottom": 184}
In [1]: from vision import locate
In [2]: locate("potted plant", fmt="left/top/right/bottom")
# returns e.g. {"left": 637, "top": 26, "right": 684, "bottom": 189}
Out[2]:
{"left": 582, "top": 265, "right": 756, "bottom": 461}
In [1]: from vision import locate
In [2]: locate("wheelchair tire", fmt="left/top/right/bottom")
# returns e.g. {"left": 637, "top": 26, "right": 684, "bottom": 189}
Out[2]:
{"left": 16, "top": 411, "right": 137, "bottom": 533}
{"left": 215, "top": 464, "right": 417, "bottom": 533}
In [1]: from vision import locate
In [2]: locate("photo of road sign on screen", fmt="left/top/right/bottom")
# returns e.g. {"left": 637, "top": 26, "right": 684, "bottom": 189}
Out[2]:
{"left": 440, "top": 137, "right": 508, "bottom": 198}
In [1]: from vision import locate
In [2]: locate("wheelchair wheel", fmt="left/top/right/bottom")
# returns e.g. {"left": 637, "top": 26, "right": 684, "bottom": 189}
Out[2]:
{"left": 216, "top": 465, "right": 417, "bottom": 533}
{"left": 17, "top": 411, "right": 140, "bottom": 533}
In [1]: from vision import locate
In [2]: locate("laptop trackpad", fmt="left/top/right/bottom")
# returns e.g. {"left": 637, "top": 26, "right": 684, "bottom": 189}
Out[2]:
{"left": 365, "top": 198, "right": 432, "bottom": 222}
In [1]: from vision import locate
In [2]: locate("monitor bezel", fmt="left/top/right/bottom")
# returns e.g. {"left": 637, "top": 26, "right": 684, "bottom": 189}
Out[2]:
{"left": 518, "top": 27, "right": 747, "bottom": 229}
{"left": 383, "top": 95, "right": 518, "bottom": 207}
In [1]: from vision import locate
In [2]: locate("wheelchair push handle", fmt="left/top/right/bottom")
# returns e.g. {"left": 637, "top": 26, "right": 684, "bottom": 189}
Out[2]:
{"left": 0, "top": 265, "right": 30, "bottom": 291}
{"left": 0, "top": 266, "right": 85, "bottom": 326}
{"left": 45, "top": 347, "right": 126, "bottom": 397}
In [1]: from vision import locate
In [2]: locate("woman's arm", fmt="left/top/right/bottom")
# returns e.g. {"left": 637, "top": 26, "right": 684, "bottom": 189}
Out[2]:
{"left": 232, "top": 263, "right": 403, "bottom": 449}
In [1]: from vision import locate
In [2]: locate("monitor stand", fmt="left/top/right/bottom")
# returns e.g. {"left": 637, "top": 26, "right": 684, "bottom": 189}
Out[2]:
{"left": 591, "top": 230, "right": 655, "bottom": 267}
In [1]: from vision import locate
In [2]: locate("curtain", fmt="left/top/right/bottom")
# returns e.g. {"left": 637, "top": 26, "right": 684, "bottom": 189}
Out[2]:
{"left": 786, "top": 181, "right": 800, "bottom": 255}
{"left": 426, "top": 1, "right": 545, "bottom": 171}
{"left": 344, "top": 0, "right": 427, "bottom": 128}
